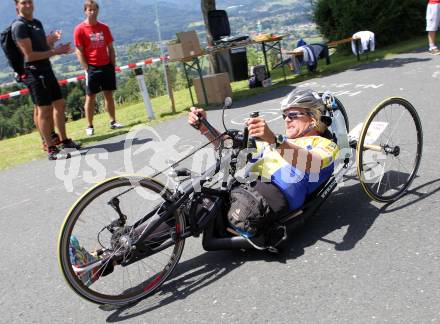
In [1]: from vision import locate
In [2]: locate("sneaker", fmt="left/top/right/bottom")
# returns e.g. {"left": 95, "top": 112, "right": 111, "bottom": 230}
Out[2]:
{"left": 110, "top": 121, "right": 124, "bottom": 129}
{"left": 429, "top": 47, "right": 440, "bottom": 55}
{"left": 61, "top": 138, "right": 82, "bottom": 150}
{"left": 85, "top": 126, "right": 94, "bottom": 136}
{"left": 69, "top": 235, "right": 100, "bottom": 286}
{"left": 48, "top": 146, "right": 71, "bottom": 160}
{"left": 42, "top": 132, "right": 62, "bottom": 152}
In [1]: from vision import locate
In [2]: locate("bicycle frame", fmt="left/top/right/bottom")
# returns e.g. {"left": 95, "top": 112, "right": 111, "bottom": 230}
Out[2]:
{"left": 117, "top": 148, "right": 238, "bottom": 265}
{"left": 101, "top": 95, "right": 356, "bottom": 266}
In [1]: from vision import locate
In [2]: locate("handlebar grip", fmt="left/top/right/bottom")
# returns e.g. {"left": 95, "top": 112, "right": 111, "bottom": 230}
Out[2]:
{"left": 250, "top": 111, "right": 260, "bottom": 118}
{"left": 242, "top": 111, "right": 259, "bottom": 149}
{"left": 242, "top": 127, "right": 249, "bottom": 150}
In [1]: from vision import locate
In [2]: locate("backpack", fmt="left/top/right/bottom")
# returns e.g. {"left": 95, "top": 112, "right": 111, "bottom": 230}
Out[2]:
{"left": 1, "top": 19, "right": 26, "bottom": 82}
{"left": 227, "top": 183, "right": 273, "bottom": 237}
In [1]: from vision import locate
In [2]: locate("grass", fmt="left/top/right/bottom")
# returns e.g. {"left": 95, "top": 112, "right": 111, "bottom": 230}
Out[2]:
{"left": 0, "top": 35, "right": 427, "bottom": 170}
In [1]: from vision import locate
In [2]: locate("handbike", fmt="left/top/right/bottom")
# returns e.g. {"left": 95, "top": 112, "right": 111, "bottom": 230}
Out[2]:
{"left": 58, "top": 94, "right": 423, "bottom": 305}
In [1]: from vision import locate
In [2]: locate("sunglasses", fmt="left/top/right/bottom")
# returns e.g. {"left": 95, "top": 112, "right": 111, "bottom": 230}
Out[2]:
{"left": 282, "top": 111, "right": 312, "bottom": 120}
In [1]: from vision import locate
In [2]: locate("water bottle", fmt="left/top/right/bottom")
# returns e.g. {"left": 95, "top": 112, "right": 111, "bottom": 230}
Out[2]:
{"left": 256, "top": 20, "right": 263, "bottom": 34}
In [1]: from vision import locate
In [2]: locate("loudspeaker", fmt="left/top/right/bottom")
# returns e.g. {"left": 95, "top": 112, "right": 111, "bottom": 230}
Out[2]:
{"left": 215, "top": 47, "right": 248, "bottom": 82}
{"left": 208, "top": 10, "right": 230, "bottom": 41}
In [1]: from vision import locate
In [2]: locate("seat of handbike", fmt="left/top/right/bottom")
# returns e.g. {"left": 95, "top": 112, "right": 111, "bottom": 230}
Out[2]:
{"left": 203, "top": 174, "right": 337, "bottom": 252}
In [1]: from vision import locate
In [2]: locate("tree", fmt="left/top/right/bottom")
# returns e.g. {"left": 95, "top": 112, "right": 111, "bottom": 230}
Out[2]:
{"left": 201, "top": 0, "right": 219, "bottom": 73}
{"left": 65, "top": 84, "right": 85, "bottom": 121}
{"left": 314, "top": 0, "right": 425, "bottom": 46}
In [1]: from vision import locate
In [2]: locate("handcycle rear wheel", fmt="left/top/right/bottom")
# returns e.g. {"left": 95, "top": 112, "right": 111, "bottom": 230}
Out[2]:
{"left": 356, "top": 97, "right": 423, "bottom": 202}
{"left": 58, "top": 175, "right": 185, "bottom": 305}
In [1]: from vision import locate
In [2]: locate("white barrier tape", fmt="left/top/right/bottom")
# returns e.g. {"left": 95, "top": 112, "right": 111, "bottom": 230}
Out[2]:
{"left": 0, "top": 55, "right": 168, "bottom": 101}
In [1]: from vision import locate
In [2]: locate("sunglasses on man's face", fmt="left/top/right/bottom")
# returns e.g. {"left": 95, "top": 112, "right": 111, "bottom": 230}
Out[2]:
{"left": 282, "top": 111, "right": 312, "bottom": 120}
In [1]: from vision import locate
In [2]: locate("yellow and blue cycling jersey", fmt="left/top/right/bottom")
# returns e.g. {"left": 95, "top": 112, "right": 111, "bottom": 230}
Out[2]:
{"left": 248, "top": 136, "right": 339, "bottom": 211}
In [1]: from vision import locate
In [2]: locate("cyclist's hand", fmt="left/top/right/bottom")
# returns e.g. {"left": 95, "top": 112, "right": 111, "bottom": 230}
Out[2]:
{"left": 246, "top": 117, "right": 275, "bottom": 144}
{"left": 188, "top": 107, "right": 208, "bottom": 133}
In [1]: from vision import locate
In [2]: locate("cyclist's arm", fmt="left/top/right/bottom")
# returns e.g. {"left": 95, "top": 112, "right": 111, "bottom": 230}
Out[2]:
{"left": 188, "top": 107, "right": 223, "bottom": 149}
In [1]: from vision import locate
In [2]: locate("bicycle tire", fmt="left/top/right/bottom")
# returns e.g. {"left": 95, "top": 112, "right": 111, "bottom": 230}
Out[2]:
{"left": 334, "top": 96, "right": 349, "bottom": 132}
{"left": 356, "top": 97, "right": 423, "bottom": 202}
{"left": 58, "top": 175, "right": 185, "bottom": 305}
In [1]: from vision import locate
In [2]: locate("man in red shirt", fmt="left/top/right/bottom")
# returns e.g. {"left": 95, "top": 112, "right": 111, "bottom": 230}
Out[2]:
{"left": 74, "top": 0, "right": 123, "bottom": 136}
{"left": 427, "top": 0, "right": 440, "bottom": 54}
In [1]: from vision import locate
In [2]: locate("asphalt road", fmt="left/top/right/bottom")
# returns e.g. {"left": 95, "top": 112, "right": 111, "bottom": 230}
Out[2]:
{"left": 1, "top": 49, "right": 440, "bottom": 323}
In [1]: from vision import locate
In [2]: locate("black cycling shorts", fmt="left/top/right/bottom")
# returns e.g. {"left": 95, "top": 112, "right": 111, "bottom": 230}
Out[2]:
{"left": 227, "top": 181, "right": 288, "bottom": 236}
{"left": 86, "top": 63, "right": 117, "bottom": 95}
{"left": 22, "top": 67, "right": 63, "bottom": 107}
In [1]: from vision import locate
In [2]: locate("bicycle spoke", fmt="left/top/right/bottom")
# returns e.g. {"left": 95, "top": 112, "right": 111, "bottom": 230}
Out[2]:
{"left": 59, "top": 176, "right": 186, "bottom": 304}
{"left": 357, "top": 98, "right": 422, "bottom": 202}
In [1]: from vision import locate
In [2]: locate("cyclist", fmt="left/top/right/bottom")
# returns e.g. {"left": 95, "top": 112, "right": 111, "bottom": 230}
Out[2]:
{"left": 188, "top": 88, "right": 340, "bottom": 239}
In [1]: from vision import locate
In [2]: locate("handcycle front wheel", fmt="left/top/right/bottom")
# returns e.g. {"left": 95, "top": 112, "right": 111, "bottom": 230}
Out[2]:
{"left": 356, "top": 97, "right": 423, "bottom": 202}
{"left": 58, "top": 175, "right": 186, "bottom": 305}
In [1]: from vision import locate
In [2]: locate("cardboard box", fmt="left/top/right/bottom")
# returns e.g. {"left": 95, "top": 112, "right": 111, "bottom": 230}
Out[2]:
{"left": 167, "top": 31, "right": 202, "bottom": 60}
{"left": 193, "top": 73, "right": 232, "bottom": 105}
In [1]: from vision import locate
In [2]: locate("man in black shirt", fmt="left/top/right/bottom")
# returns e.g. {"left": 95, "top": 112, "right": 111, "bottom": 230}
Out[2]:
{"left": 12, "top": 0, "right": 80, "bottom": 160}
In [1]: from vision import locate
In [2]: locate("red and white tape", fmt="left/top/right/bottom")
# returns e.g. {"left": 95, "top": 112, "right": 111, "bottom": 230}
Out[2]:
{"left": 0, "top": 56, "right": 167, "bottom": 101}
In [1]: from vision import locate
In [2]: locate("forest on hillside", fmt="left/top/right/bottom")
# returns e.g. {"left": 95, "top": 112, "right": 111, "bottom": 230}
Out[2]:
{"left": 0, "top": 0, "right": 317, "bottom": 139}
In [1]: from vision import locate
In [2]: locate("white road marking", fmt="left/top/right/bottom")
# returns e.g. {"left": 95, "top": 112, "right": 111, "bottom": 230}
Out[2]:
{"left": 355, "top": 84, "right": 384, "bottom": 89}
{"left": 230, "top": 110, "right": 283, "bottom": 125}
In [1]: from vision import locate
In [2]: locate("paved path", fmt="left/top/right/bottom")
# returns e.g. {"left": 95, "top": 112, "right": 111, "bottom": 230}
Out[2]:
{"left": 1, "top": 50, "right": 440, "bottom": 323}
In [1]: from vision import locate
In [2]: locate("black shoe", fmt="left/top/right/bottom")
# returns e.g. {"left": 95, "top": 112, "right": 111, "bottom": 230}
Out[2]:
{"left": 61, "top": 138, "right": 82, "bottom": 150}
{"left": 48, "top": 146, "right": 71, "bottom": 160}
{"left": 50, "top": 131, "right": 61, "bottom": 146}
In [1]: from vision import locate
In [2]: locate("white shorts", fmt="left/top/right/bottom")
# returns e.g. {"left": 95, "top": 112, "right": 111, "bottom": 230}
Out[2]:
{"left": 427, "top": 3, "right": 440, "bottom": 31}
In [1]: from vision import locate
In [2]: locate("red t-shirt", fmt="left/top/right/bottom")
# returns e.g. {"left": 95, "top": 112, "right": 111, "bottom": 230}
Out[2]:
{"left": 429, "top": 0, "right": 440, "bottom": 4}
{"left": 74, "top": 21, "right": 114, "bottom": 66}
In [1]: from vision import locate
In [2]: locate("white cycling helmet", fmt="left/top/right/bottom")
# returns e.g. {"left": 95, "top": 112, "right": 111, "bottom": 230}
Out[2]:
{"left": 280, "top": 88, "right": 324, "bottom": 112}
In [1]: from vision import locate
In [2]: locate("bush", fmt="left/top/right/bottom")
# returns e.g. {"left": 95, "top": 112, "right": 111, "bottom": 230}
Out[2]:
{"left": 314, "top": 0, "right": 426, "bottom": 46}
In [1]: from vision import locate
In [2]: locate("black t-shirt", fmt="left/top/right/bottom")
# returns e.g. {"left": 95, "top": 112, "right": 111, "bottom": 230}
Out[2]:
{"left": 11, "top": 16, "right": 51, "bottom": 67}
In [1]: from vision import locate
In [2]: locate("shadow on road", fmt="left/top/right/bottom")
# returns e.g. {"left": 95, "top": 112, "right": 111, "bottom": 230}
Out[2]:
{"left": 379, "top": 177, "right": 440, "bottom": 214}
{"left": 79, "top": 137, "right": 153, "bottom": 155}
{"left": 352, "top": 57, "right": 431, "bottom": 71}
{"left": 285, "top": 181, "right": 379, "bottom": 255}
{"left": 103, "top": 181, "right": 385, "bottom": 321}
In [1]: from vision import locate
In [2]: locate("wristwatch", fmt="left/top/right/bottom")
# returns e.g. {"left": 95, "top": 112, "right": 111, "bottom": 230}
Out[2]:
{"left": 275, "top": 134, "right": 287, "bottom": 148}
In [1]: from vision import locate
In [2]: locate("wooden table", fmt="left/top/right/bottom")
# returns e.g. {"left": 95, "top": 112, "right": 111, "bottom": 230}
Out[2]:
{"left": 169, "top": 36, "right": 288, "bottom": 106}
